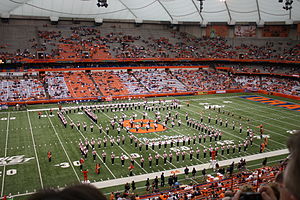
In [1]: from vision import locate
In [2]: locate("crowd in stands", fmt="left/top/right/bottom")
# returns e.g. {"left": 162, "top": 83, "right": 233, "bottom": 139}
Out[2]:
{"left": 230, "top": 64, "right": 300, "bottom": 75}
{"left": 92, "top": 71, "right": 129, "bottom": 96}
{"left": 63, "top": 71, "right": 101, "bottom": 98}
{"left": 172, "top": 165, "right": 277, "bottom": 199}
{"left": 0, "top": 78, "right": 46, "bottom": 102}
{"left": 234, "top": 75, "right": 299, "bottom": 96}
{"left": 172, "top": 69, "right": 238, "bottom": 91}
{"left": 0, "top": 68, "right": 299, "bottom": 101}
{"left": 134, "top": 69, "right": 189, "bottom": 93}
{"left": 45, "top": 72, "right": 71, "bottom": 99}
{"left": 0, "top": 25, "right": 300, "bottom": 61}
{"left": 118, "top": 71, "right": 149, "bottom": 95}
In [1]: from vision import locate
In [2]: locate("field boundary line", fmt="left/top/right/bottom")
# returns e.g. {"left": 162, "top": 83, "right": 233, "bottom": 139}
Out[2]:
{"left": 46, "top": 111, "right": 81, "bottom": 182}
{"left": 65, "top": 115, "right": 117, "bottom": 179}
{"left": 0, "top": 148, "right": 288, "bottom": 199}
{"left": 26, "top": 111, "right": 44, "bottom": 189}
{"left": 90, "top": 148, "right": 289, "bottom": 189}
{"left": 1, "top": 113, "right": 9, "bottom": 197}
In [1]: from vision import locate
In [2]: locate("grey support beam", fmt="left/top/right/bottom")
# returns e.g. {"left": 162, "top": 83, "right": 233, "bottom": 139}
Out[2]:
{"left": 224, "top": 1, "right": 232, "bottom": 21}
{"left": 256, "top": 0, "right": 261, "bottom": 21}
{"left": 157, "top": 0, "right": 173, "bottom": 21}
{"left": 118, "top": 0, "right": 138, "bottom": 19}
{"left": 191, "top": 0, "right": 204, "bottom": 22}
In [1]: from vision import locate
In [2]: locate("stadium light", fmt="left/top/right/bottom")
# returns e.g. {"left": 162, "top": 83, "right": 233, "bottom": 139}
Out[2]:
{"left": 197, "top": 0, "right": 205, "bottom": 13}
{"left": 97, "top": 0, "right": 108, "bottom": 8}
{"left": 279, "top": 0, "right": 293, "bottom": 10}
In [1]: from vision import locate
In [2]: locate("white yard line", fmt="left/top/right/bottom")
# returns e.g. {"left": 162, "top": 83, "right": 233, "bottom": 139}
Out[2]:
{"left": 1, "top": 113, "right": 9, "bottom": 197}
{"left": 183, "top": 101, "right": 288, "bottom": 146}
{"left": 180, "top": 96, "right": 240, "bottom": 102}
{"left": 211, "top": 98, "right": 295, "bottom": 138}
{"left": 65, "top": 115, "right": 117, "bottom": 179}
{"left": 46, "top": 112, "right": 81, "bottom": 182}
{"left": 26, "top": 111, "right": 44, "bottom": 189}
{"left": 231, "top": 98, "right": 299, "bottom": 128}
{"left": 184, "top": 104, "right": 286, "bottom": 148}
{"left": 83, "top": 112, "right": 149, "bottom": 174}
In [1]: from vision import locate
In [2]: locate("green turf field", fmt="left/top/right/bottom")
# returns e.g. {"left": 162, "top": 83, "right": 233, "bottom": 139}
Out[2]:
{"left": 0, "top": 93, "right": 299, "bottom": 199}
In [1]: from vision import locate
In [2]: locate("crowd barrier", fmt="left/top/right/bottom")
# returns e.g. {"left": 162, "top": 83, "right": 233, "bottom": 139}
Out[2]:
{"left": 1, "top": 89, "right": 298, "bottom": 106}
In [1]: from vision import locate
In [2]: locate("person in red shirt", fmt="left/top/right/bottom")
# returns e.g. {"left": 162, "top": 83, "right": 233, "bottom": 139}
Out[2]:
{"left": 82, "top": 169, "right": 88, "bottom": 182}
{"left": 128, "top": 163, "right": 134, "bottom": 176}
{"left": 79, "top": 157, "right": 85, "bottom": 170}
{"left": 47, "top": 151, "right": 52, "bottom": 162}
{"left": 95, "top": 163, "right": 100, "bottom": 174}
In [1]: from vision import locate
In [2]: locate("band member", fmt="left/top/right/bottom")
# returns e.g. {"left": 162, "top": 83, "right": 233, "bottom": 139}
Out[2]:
{"left": 90, "top": 123, "right": 94, "bottom": 132}
{"left": 102, "top": 150, "right": 106, "bottom": 163}
{"left": 196, "top": 148, "right": 200, "bottom": 159}
{"left": 169, "top": 152, "right": 173, "bottom": 163}
{"left": 140, "top": 156, "right": 145, "bottom": 168}
{"left": 121, "top": 153, "right": 125, "bottom": 167}
{"left": 92, "top": 149, "right": 97, "bottom": 162}
{"left": 181, "top": 151, "right": 186, "bottom": 161}
{"left": 148, "top": 154, "right": 153, "bottom": 168}
{"left": 176, "top": 151, "right": 180, "bottom": 162}
{"left": 155, "top": 153, "right": 160, "bottom": 166}
{"left": 111, "top": 152, "right": 115, "bottom": 165}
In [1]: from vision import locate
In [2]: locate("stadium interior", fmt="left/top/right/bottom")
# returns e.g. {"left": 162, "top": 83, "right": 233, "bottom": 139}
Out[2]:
{"left": 0, "top": 0, "right": 299, "bottom": 200}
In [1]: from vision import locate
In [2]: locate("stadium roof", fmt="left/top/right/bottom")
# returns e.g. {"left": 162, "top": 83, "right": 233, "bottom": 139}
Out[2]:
{"left": 0, "top": 0, "right": 299, "bottom": 24}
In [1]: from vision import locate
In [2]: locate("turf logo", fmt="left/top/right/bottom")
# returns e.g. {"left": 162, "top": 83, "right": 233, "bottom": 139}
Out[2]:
{"left": 0, "top": 155, "right": 34, "bottom": 166}
{"left": 240, "top": 95, "right": 300, "bottom": 112}
{"left": 123, "top": 119, "right": 167, "bottom": 134}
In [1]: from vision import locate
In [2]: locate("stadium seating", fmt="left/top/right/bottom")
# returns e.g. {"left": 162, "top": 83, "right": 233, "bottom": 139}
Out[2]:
{"left": 0, "top": 24, "right": 299, "bottom": 61}
{"left": 91, "top": 71, "right": 130, "bottom": 96}
{"left": 172, "top": 69, "right": 239, "bottom": 91}
{"left": 0, "top": 78, "right": 46, "bottom": 102}
{"left": 63, "top": 71, "right": 100, "bottom": 98}
{"left": 0, "top": 68, "right": 299, "bottom": 101}
{"left": 134, "top": 69, "right": 189, "bottom": 93}
{"left": 45, "top": 72, "right": 71, "bottom": 99}
{"left": 118, "top": 71, "right": 149, "bottom": 94}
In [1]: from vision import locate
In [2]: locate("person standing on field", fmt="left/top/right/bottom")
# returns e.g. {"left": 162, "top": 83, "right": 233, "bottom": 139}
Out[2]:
{"left": 47, "top": 151, "right": 52, "bottom": 162}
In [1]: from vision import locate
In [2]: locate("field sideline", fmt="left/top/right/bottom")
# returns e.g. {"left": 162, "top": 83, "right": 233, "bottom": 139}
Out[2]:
{"left": 0, "top": 93, "right": 299, "bottom": 200}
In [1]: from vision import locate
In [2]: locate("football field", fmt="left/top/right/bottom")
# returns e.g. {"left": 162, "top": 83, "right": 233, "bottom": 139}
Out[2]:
{"left": 0, "top": 93, "right": 299, "bottom": 199}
